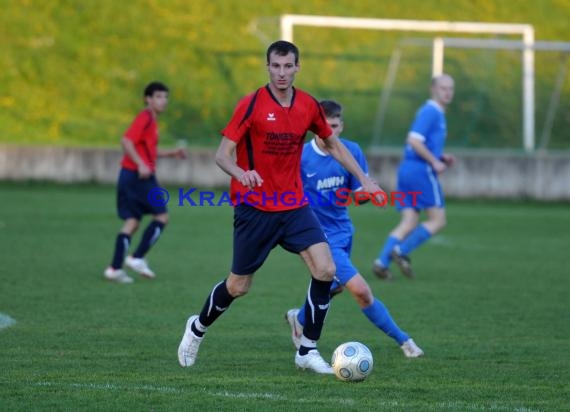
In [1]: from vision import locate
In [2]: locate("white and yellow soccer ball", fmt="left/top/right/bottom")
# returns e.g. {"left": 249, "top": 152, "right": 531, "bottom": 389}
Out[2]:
{"left": 331, "top": 341, "right": 374, "bottom": 382}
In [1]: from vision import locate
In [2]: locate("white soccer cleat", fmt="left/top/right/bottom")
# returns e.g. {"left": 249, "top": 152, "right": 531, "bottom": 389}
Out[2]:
{"left": 178, "top": 315, "right": 204, "bottom": 367}
{"left": 103, "top": 267, "right": 133, "bottom": 284}
{"left": 125, "top": 256, "right": 156, "bottom": 279}
{"left": 295, "top": 349, "right": 334, "bottom": 374}
{"left": 285, "top": 309, "right": 303, "bottom": 350}
{"left": 401, "top": 338, "right": 424, "bottom": 358}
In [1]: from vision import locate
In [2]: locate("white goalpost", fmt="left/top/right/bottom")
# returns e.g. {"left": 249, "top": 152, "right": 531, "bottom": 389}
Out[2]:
{"left": 280, "top": 15, "right": 537, "bottom": 152}
{"left": 432, "top": 37, "right": 570, "bottom": 152}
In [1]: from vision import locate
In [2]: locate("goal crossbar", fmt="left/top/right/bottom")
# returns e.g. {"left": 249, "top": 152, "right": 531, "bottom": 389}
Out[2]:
{"left": 280, "top": 15, "right": 533, "bottom": 38}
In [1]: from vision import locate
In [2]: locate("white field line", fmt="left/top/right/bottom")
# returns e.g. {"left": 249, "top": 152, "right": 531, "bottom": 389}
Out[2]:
{"left": 29, "top": 381, "right": 540, "bottom": 410}
{"left": 0, "top": 313, "right": 16, "bottom": 330}
{"left": 32, "top": 381, "right": 353, "bottom": 404}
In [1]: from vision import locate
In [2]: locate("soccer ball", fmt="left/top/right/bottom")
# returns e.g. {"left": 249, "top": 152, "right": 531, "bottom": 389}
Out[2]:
{"left": 331, "top": 341, "right": 373, "bottom": 382}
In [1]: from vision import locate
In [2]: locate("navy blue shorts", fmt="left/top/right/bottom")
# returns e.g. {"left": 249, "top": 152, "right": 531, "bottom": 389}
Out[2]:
{"left": 232, "top": 204, "right": 327, "bottom": 275}
{"left": 116, "top": 168, "right": 167, "bottom": 220}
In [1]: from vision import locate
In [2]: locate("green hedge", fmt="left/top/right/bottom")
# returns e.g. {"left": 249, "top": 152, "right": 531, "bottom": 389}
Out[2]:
{"left": 1, "top": 0, "right": 569, "bottom": 149}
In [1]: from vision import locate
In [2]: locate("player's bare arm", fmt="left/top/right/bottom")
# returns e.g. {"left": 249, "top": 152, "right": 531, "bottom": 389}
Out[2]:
{"left": 406, "top": 135, "right": 447, "bottom": 174}
{"left": 215, "top": 137, "right": 263, "bottom": 189}
{"left": 323, "top": 135, "right": 384, "bottom": 201}
{"left": 121, "top": 137, "right": 151, "bottom": 178}
{"left": 158, "top": 147, "right": 187, "bottom": 159}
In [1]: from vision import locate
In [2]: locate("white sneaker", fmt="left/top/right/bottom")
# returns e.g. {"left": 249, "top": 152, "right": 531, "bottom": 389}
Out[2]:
{"left": 178, "top": 315, "right": 204, "bottom": 367}
{"left": 285, "top": 309, "right": 303, "bottom": 350}
{"left": 103, "top": 267, "right": 133, "bottom": 284}
{"left": 295, "top": 349, "right": 334, "bottom": 374}
{"left": 401, "top": 338, "right": 424, "bottom": 358}
{"left": 125, "top": 256, "right": 155, "bottom": 279}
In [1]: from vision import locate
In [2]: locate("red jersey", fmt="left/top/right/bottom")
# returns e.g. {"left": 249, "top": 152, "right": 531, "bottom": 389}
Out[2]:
{"left": 221, "top": 85, "right": 333, "bottom": 211}
{"left": 120, "top": 110, "right": 159, "bottom": 172}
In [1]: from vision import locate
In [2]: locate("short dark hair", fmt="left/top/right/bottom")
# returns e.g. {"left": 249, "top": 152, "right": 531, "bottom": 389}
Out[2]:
{"left": 144, "top": 81, "right": 169, "bottom": 97}
{"left": 266, "top": 40, "right": 299, "bottom": 64}
{"left": 320, "top": 100, "right": 343, "bottom": 119}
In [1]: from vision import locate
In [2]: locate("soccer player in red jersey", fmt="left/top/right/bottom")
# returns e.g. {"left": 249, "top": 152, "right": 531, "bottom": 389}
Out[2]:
{"left": 104, "top": 82, "right": 186, "bottom": 284}
{"left": 177, "top": 41, "right": 384, "bottom": 374}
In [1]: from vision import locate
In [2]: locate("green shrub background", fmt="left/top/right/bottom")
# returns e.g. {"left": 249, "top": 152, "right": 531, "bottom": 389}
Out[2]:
{"left": 1, "top": 0, "right": 568, "bottom": 149}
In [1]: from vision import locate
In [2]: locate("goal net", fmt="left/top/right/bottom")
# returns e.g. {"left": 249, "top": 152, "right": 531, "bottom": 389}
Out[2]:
{"left": 275, "top": 15, "right": 570, "bottom": 151}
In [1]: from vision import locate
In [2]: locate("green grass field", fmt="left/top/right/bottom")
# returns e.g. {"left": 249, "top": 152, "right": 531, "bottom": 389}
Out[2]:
{"left": 1, "top": 183, "right": 568, "bottom": 411}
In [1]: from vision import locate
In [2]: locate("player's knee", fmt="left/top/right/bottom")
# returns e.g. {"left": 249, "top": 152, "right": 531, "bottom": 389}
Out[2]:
{"left": 311, "top": 259, "right": 335, "bottom": 281}
{"left": 122, "top": 219, "right": 140, "bottom": 235}
{"left": 433, "top": 215, "right": 446, "bottom": 232}
{"left": 226, "top": 279, "right": 250, "bottom": 297}
{"left": 353, "top": 287, "right": 373, "bottom": 308}
{"left": 231, "top": 288, "right": 249, "bottom": 298}
{"left": 322, "top": 262, "right": 336, "bottom": 281}
{"left": 155, "top": 214, "right": 169, "bottom": 225}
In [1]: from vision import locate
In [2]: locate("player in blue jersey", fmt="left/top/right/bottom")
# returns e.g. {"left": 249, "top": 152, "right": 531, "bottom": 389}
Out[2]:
{"left": 373, "top": 74, "right": 456, "bottom": 280}
{"left": 285, "top": 100, "right": 424, "bottom": 358}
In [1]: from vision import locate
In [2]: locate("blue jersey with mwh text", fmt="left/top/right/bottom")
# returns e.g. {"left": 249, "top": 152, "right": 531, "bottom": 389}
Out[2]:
{"left": 403, "top": 100, "right": 447, "bottom": 162}
{"left": 301, "top": 138, "right": 368, "bottom": 246}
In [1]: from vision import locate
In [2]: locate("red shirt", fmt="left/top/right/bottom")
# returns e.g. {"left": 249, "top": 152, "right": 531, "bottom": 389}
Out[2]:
{"left": 221, "top": 85, "right": 332, "bottom": 211}
{"left": 121, "top": 110, "right": 159, "bottom": 172}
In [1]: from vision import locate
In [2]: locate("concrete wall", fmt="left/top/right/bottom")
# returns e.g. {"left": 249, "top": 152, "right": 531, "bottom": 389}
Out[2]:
{"left": 367, "top": 149, "right": 570, "bottom": 200}
{"left": 0, "top": 145, "right": 227, "bottom": 186}
{"left": 1, "top": 145, "right": 569, "bottom": 200}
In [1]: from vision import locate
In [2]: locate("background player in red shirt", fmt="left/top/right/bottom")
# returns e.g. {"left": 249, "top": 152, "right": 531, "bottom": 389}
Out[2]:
{"left": 178, "top": 41, "right": 384, "bottom": 374}
{"left": 104, "top": 81, "right": 186, "bottom": 284}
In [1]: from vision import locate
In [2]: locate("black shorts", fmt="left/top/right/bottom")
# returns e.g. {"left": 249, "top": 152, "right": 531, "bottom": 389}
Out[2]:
{"left": 232, "top": 204, "right": 327, "bottom": 275}
{"left": 116, "top": 168, "right": 167, "bottom": 220}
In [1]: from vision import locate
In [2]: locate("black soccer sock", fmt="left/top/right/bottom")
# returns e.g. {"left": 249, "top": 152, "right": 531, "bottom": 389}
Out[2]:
{"left": 302, "top": 277, "right": 333, "bottom": 342}
{"left": 196, "top": 280, "right": 235, "bottom": 330}
{"left": 133, "top": 220, "right": 165, "bottom": 258}
{"left": 110, "top": 233, "right": 130, "bottom": 269}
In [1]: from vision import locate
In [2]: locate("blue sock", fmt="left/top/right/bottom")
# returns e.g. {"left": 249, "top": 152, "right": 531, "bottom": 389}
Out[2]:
{"left": 111, "top": 233, "right": 130, "bottom": 269}
{"left": 297, "top": 304, "right": 306, "bottom": 327}
{"left": 133, "top": 220, "right": 165, "bottom": 258}
{"left": 399, "top": 224, "right": 431, "bottom": 256}
{"left": 362, "top": 299, "right": 409, "bottom": 345}
{"left": 378, "top": 235, "right": 400, "bottom": 267}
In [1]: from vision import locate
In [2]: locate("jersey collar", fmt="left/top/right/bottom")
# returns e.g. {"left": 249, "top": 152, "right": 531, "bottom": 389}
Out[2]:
{"left": 265, "top": 84, "right": 296, "bottom": 108}
{"left": 310, "top": 138, "right": 329, "bottom": 157}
